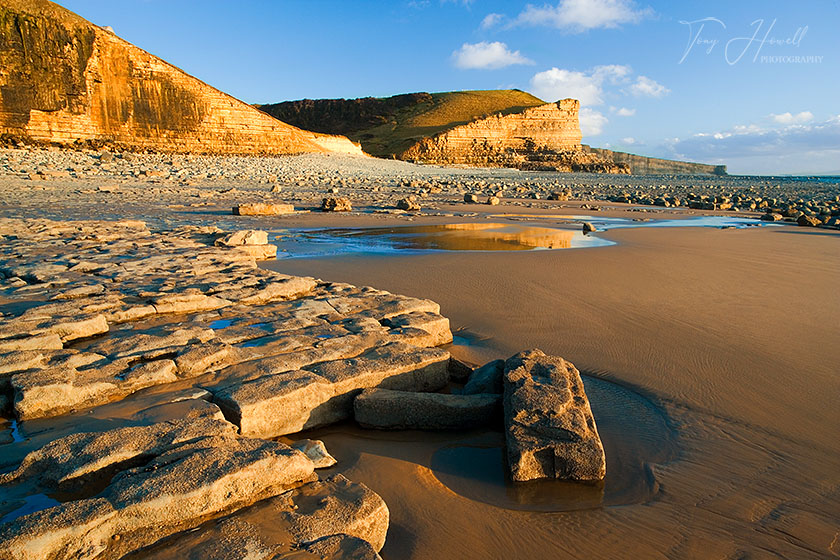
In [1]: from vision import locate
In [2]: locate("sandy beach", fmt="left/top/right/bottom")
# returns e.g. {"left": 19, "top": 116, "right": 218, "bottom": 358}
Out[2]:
{"left": 268, "top": 209, "right": 840, "bottom": 559}
{"left": 0, "top": 149, "right": 837, "bottom": 559}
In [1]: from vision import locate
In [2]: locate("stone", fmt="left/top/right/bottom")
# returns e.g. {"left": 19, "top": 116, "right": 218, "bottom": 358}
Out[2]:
{"left": 291, "top": 439, "right": 337, "bottom": 469}
{"left": 761, "top": 212, "right": 783, "bottom": 222}
{"left": 215, "top": 230, "right": 269, "bottom": 246}
{"left": 797, "top": 214, "right": 821, "bottom": 227}
{"left": 0, "top": 333, "right": 63, "bottom": 352}
{"left": 132, "top": 475, "right": 388, "bottom": 559}
{"left": 232, "top": 244, "right": 278, "bottom": 260}
{"left": 380, "top": 311, "right": 452, "bottom": 346}
{"left": 0, "top": 437, "right": 315, "bottom": 560}
{"left": 462, "top": 359, "right": 504, "bottom": 395}
{"left": 175, "top": 342, "right": 240, "bottom": 377}
{"left": 321, "top": 197, "right": 352, "bottom": 212}
{"left": 276, "top": 474, "right": 389, "bottom": 553}
{"left": 354, "top": 388, "right": 501, "bottom": 430}
{"left": 396, "top": 196, "right": 421, "bottom": 211}
{"left": 463, "top": 193, "right": 479, "bottom": 203}
{"left": 11, "top": 358, "right": 180, "bottom": 420}
{"left": 214, "top": 343, "right": 450, "bottom": 438}
{"left": 503, "top": 349, "right": 606, "bottom": 482}
{"left": 486, "top": 195, "right": 500, "bottom": 205}
{"left": 447, "top": 357, "right": 473, "bottom": 383}
{"left": 303, "top": 534, "right": 383, "bottom": 560}
{"left": 152, "top": 293, "right": 231, "bottom": 315}
{"left": 0, "top": 416, "right": 236, "bottom": 489}
{"left": 582, "top": 222, "right": 596, "bottom": 234}
{"left": 48, "top": 314, "right": 109, "bottom": 342}
{"left": 233, "top": 203, "right": 294, "bottom": 216}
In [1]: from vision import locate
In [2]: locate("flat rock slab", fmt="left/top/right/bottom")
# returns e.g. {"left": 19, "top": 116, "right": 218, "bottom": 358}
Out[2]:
{"left": 503, "top": 349, "right": 606, "bottom": 482}
{"left": 132, "top": 474, "right": 387, "bottom": 560}
{"left": 0, "top": 436, "right": 315, "bottom": 560}
{"left": 354, "top": 388, "right": 500, "bottom": 430}
{"left": 0, "top": 415, "right": 235, "bottom": 490}
{"left": 214, "top": 342, "right": 450, "bottom": 438}
{"left": 0, "top": 219, "right": 450, "bottom": 421}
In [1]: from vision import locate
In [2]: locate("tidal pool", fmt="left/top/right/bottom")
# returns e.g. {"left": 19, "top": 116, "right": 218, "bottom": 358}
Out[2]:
{"left": 274, "top": 223, "right": 612, "bottom": 258}
{"left": 272, "top": 216, "right": 777, "bottom": 259}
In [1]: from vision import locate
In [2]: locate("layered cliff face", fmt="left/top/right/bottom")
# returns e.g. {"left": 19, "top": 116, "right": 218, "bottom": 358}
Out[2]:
{"left": 400, "top": 100, "right": 582, "bottom": 164}
{"left": 589, "top": 148, "right": 727, "bottom": 175}
{"left": 0, "top": 0, "right": 361, "bottom": 155}
{"left": 260, "top": 89, "right": 547, "bottom": 158}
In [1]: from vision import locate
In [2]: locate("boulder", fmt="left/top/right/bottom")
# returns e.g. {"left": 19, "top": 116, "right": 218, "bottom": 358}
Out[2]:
{"left": 321, "top": 197, "right": 352, "bottom": 212}
{"left": 396, "top": 196, "right": 421, "bottom": 211}
{"left": 232, "top": 203, "right": 294, "bottom": 216}
{"left": 760, "top": 212, "right": 783, "bottom": 222}
{"left": 486, "top": 196, "right": 500, "bottom": 206}
{"left": 797, "top": 214, "right": 821, "bottom": 227}
{"left": 503, "top": 349, "right": 606, "bottom": 482}
{"left": 463, "top": 193, "right": 479, "bottom": 204}
{"left": 354, "top": 388, "right": 500, "bottom": 430}
{"left": 461, "top": 359, "right": 504, "bottom": 395}
{"left": 582, "top": 222, "right": 596, "bottom": 235}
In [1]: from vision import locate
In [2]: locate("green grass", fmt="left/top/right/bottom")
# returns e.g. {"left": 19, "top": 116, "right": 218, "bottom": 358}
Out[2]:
{"left": 353, "top": 89, "right": 546, "bottom": 157}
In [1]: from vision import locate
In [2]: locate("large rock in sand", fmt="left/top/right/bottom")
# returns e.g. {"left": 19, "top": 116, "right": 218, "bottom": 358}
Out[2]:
{"left": 503, "top": 349, "right": 606, "bottom": 482}
{"left": 354, "top": 388, "right": 500, "bottom": 430}
{"left": 233, "top": 203, "right": 294, "bottom": 216}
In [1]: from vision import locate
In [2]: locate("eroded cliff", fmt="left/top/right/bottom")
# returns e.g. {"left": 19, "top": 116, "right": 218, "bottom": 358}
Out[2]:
{"left": 0, "top": 0, "right": 361, "bottom": 155}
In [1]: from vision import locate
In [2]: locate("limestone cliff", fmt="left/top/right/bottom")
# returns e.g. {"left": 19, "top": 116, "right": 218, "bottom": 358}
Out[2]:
{"left": 260, "top": 89, "right": 547, "bottom": 158}
{"left": 400, "top": 100, "right": 582, "bottom": 165}
{"left": 589, "top": 147, "right": 727, "bottom": 175}
{"left": 0, "top": 0, "right": 362, "bottom": 155}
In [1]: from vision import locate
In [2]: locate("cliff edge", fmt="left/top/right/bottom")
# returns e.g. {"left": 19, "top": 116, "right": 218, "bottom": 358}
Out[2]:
{"left": 0, "top": 0, "right": 362, "bottom": 155}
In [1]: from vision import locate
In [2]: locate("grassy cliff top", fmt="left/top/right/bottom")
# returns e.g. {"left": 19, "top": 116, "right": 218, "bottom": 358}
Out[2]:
{"left": 259, "top": 89, "right": 547, "bottom": 157}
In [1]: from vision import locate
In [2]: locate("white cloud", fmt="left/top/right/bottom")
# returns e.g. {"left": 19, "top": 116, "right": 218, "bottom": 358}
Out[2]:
{"left": 621, "top": 136, "right": 637, "bottom": 144}
{"left": 615, "top": 107, "right": 636, "bottom": 116}
{"left": 480, "top": 13, "right": 503, "bottom": 29}
{"left": 529, "top": 64, "right": 630, "bottom": 105}
{"left": 665, "top": 115, "right": 840, "bottom": 173}
{"left": 580, "top": 108, "right": 608, "bottom": 136}
{"left": 452, "top": 41, "right": 534, "bottom": 69}
{"left": 627, "top": 75, "right": 669, "bottom": 97}
{"left": 515, "top": 0, "right": 651, "bottom": 32}
{"left": 770, "top": 111, "right": 814, "bottom": 125}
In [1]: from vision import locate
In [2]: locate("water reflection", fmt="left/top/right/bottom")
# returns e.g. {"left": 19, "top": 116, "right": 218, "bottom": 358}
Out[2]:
{"left": 275, "top": 223, "right": 612, "bottom": 258}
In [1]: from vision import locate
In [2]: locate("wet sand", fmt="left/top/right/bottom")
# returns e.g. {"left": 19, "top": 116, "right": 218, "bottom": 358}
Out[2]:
{"left": 267, "top": 212, "right": 840, "bottom": 559}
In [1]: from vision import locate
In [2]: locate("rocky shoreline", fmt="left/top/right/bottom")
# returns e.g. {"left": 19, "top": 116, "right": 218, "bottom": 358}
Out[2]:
{"left": 0, "top": 214, "right": 605, "bottom": 559}
{"left": 1, "top": 148, "right": 838, "bottom": 229}
{"left": 0, "top": 148, "right": 837, "bottom": 559}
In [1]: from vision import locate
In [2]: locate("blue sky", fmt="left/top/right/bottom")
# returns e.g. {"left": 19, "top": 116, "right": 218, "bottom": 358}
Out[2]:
{"left": 58, "top": 0, "right": 839, "bottom": 175}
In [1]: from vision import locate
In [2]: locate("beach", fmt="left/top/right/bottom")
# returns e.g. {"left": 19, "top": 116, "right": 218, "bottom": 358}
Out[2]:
{"left": 0, "top": 149, "right": 838, "bottom": 559}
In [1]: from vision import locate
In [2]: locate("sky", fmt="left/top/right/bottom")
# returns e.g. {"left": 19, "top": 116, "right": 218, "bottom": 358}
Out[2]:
{"left": 57, "top": 0, "right": 840, "bottom": 175}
